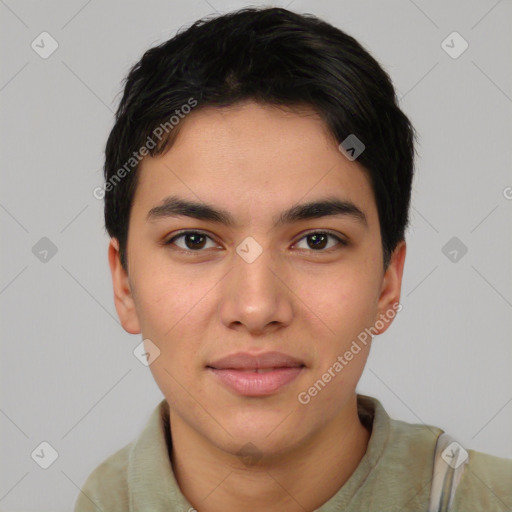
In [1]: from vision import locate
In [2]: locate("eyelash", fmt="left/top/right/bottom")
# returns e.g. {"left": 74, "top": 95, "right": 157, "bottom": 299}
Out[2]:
{"left": 164, "top": 230, "right": 348, "bottom": 254}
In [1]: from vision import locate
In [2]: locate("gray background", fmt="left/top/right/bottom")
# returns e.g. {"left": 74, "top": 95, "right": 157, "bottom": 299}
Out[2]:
{"left": 1, "top": 0, "right": 511, "bottom": 510}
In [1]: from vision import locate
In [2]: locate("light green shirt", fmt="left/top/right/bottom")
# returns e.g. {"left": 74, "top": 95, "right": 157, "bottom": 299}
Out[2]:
{"left": 73, "top": 395, "right": 512, "bottom": 511}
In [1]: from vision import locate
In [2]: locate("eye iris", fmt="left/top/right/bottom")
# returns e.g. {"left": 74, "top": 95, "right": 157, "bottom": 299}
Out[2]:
{"left": 308, "top": 233, "right": 328, "bottom": 250}
{"left": 185, "top": 233, "right": 206, "bottom": 250}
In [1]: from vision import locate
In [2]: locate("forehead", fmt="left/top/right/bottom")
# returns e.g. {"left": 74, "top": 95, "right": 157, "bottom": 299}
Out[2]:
{"left": 131, "top": 101, "right": 378, "bottom": 228}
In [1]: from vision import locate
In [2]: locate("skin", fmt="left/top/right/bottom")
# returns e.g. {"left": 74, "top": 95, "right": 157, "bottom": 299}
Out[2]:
{"left": 108, "top": 100, "right": 406, "bottom": 512}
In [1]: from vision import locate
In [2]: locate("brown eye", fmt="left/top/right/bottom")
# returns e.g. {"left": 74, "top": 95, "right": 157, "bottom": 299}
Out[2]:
{"left": 294, "top": 231, "right": 347, "bottom": 251}
{"left": 165, "top": 231, "right": 217, "bottom": 251}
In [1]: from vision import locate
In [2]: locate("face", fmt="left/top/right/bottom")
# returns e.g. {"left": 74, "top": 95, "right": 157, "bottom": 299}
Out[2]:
{"left": 109, "top": 101, "right": 406, "bottom": 459}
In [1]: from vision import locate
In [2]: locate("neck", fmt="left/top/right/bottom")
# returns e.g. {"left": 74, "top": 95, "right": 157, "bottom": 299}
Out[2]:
{"left": 168, "top": 394, "right": 371, "bottom": 512}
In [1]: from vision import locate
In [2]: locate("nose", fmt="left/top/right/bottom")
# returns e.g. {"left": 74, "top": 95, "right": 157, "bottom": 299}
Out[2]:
{"left": 218, "top": 244, "right": 294, "bottom": 336}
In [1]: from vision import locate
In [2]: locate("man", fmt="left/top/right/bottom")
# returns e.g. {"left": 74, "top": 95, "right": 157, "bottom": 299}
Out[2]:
{"left": 75, "top": 7, "right": 511, "bottom": 511}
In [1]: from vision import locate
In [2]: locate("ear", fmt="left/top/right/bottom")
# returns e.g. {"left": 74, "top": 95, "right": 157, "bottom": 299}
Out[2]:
{"left": 108, "top": 238, "right": 141, "bottom": 334}
{"left": 373, "top": 240, "right": 406, "bottom": 335}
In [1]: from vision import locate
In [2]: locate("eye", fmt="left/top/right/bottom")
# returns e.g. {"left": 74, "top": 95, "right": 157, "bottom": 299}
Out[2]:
{"left": 164, "top": 230, "right": 219, "bottom": 251}
{"left": 293, "top": 231, "right": 348, "bottom": 252}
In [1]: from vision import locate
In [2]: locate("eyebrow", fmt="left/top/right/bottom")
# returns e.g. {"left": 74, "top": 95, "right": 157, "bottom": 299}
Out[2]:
{"left": 146, "top": 195, "right": 368, "bottom": 228}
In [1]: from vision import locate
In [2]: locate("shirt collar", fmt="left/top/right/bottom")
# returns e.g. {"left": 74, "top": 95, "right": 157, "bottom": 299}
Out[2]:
{"left": 127, "top": 394, "right": 390, "bottom": 511}
{"left": 314, "top": 394, "right": 391, "bottom": 510}
{"left": 128, "top": 399, "right": 194, "bottom": 511}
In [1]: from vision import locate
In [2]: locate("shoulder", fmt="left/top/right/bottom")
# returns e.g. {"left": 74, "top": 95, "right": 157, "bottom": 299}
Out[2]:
{"left": 385, "top": 412, "right": 444, "bottom": 468}
{"left": 384, "top": 418, "right": 512, "bottom": 509}
{"left": 73, "top": 441, "right": 133, "bottom": 512}
{"left": 72, "top": 399, "right": 170, "bottom": 511}
{"left": 452, "top": 448, "right": 512, "bottom": 511}
{"left": 357, "top": 396, "right": 512, "bottom": 509}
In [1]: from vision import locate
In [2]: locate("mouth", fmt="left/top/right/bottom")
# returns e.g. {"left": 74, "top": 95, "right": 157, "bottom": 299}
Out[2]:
{"left": 206, "top": 351, "right": 306, "bottom": 396}
{"left": 222, "top": 367, "right": 299, "bottom": 373}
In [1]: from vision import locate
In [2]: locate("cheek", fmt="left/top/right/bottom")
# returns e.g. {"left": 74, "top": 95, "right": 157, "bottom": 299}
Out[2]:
{"left": 298, "top": 264, "right": 380, "bottom": 342}
{"left": 131, "top": 260, "right": 210, "bottom": 339}
{"left": 134, "top": 271, "right": 203, "bottom": 399}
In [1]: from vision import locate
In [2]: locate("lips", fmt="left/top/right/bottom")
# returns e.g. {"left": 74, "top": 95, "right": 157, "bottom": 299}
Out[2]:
{"left": 207, "top": 351, "right": 305, "bottom": 371}
{"left": 206, "top": 351, "right": 305, "bottom": 396}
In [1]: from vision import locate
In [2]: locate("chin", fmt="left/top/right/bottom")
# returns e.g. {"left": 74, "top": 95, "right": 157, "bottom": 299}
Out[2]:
{"left": 218, "top": 410, "right": 306, "bottom": 452}
{"left": 218, "top": 430, "right": 302, "bottom": 465}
